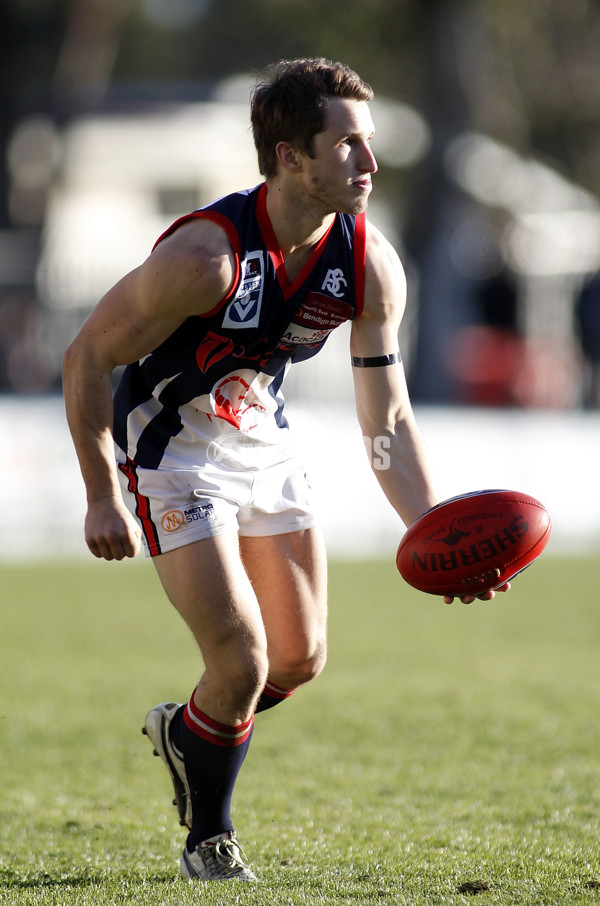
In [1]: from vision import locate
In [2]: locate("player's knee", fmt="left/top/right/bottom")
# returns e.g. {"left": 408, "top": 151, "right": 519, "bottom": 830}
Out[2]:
{"left": 295, "top": 650, "right": 327, "bottom": 687}
{"left": 206, "top": 632, "right": 269, "bottom": 709}
{"left": 275, "top": 637, "right": 327, "bottom": 689}
{"left": 231, "top": 644, "right": 270, "bottom": 700}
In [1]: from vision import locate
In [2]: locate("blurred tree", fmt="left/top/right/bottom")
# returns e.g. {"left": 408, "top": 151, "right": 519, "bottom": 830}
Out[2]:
{"left": 0, "top": 1, "right": 64, "bottom": 226}
{"left": 109, "top": 0, "right": 600, "bottom": 196}
{"left": 2, "top": 0, "right": 600, "bottom": 398}
{"left": 0, "top": 0, "right": 131, "bottom": 226}
{"left": 54, "top": 0, "right": 133, "bottom": 104}
{"left": 114, "top": 0, "right": 418, "bottom": 93}
{"left": 4, "top": 0, "right": 600, "bottom": 218}
{"left": 483, "top": 0, "right": 600, "bottom": 195}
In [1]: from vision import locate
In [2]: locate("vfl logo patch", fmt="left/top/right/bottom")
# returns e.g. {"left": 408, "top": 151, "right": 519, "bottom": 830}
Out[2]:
{"left": 321, "top": 267, "right": 347, "bottom": 298}
{"left": 222, "top": 250, "right": 264, "bottom": 329}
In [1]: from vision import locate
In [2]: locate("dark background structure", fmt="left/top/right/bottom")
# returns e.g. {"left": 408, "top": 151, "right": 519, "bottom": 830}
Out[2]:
{"left": 2, "top": 0, "right": 600, "bottom": 404}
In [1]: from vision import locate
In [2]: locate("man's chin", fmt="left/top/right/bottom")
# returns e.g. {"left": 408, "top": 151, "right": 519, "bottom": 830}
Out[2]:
{"left": 345, "top": 197, "right": 370, "bottom": 216}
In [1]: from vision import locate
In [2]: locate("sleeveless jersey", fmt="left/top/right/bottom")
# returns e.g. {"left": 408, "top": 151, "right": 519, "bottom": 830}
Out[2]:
{"left": 113, "top": 183, "right": 366, "bottom": 470}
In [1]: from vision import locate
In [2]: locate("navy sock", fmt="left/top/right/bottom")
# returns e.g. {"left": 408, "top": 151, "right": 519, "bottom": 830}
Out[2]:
{"left": 182, "top": 695, "right": 254, "bottom": 850}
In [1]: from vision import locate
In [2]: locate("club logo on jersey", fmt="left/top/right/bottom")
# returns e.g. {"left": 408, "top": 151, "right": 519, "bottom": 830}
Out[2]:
{"left": 222, "top": 250, "right": 264, "bottom": 329}
{"left": 196, "top": 330, "right": 237, "bottom": 373}
{"left": 212, "top": 373, "right": 268, "bottom": 431}
{"left": 321, "top": 267, "right": 347, "bottom": 298}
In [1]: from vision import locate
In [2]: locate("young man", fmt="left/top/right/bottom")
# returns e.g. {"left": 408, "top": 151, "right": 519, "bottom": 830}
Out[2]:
{"left": 63, "top": 58, "right": 507, "bottom": 883}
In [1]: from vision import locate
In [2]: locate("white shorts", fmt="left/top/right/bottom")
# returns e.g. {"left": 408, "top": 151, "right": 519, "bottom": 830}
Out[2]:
{"left": 117, "top": 453, "right": 317, "bottom": 557}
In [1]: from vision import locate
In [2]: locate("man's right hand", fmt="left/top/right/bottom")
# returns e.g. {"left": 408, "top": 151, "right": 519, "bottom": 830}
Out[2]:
{"left": 85, "top": 497, "right": 142, "bottom": 561}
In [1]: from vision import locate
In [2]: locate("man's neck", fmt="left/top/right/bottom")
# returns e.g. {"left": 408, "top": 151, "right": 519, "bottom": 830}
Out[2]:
{"left": 264, "top": 179, "right": 335, "bottom": 257}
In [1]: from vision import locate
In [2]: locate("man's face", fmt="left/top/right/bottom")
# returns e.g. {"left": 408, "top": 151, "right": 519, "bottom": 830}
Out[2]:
{"left": 299, "top": 97, "right": 378, "bottom": 216}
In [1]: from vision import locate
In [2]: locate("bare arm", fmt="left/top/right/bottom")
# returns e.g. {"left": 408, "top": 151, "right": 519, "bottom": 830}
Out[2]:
{"left": 350, "top": 222, "right": 439, "bottom": 527}
{"left": 63, "top": 218, "right": 236, "bottom": 560}
{"left": 351, "top": 224, "right": 509, "bottom": 604}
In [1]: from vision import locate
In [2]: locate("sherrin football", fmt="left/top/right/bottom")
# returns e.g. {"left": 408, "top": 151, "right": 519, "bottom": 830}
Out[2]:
{"left": 396, "top": 489, "right": 551, "bottom": 597}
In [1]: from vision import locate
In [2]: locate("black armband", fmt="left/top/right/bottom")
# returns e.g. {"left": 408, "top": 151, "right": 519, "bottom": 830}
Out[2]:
{"left": 351, "top": 351, "right": 402, "bottom": 368}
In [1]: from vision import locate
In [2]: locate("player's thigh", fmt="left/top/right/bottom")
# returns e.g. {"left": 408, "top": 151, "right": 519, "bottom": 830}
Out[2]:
{"left": 152, "top": 531, "right": 268, "bottom": 667}
{"left": 239, "top": 526, "right": 328, "bottom": 678}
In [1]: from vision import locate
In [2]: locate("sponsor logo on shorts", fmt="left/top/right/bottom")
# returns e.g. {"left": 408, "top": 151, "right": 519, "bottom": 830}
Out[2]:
{"left": 161, "top": 503, "right": 215, "bottom": 532}
{"left": 184, "top": 502, "right": 215, "bottom": 523}
{"left": 161, "top": 510, "right": 185, "bottom": 532}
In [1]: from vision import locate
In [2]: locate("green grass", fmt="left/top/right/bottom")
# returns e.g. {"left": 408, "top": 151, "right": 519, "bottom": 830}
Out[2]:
{"left": 1, "top": 554, "right": 600, "bottom": 904}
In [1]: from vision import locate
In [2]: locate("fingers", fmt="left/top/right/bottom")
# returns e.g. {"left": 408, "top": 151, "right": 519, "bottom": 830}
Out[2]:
{"left": 86, "top": 533, "right": 141, "bottom": 561}
{"left": 443, "top": 591, "right": 482, "bottom": 605}
{"left": 85, "top": 507, "right": 142, "bottom": 561}
{"left": 443, "top": 580, "right": 512, "bottom": 605}
{"left": 87, "top": 533, "right": 141, "bottom": 560}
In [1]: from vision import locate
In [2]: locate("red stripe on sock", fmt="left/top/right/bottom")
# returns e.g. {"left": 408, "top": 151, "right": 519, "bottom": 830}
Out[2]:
{"left": 184, "top": 697, "right": 254, "bottom": 747}
{"left": 263, "top": 680, "right": 296, "bottom": 700}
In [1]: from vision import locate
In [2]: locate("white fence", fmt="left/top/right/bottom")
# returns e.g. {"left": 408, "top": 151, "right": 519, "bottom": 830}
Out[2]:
{"left": 0, "top": 396, "right": 598, "bottom": 562}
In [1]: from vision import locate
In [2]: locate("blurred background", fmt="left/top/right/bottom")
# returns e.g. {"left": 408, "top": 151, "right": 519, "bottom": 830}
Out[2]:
{"left": 1, "top": 0, "right": 599, "bottom": 560}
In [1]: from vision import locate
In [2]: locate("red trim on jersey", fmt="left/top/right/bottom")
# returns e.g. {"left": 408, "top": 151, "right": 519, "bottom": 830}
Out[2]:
{"left": 151, "top": 210, "right": 242, "bottom": 318}
{"left": 184, "top": 696, "right": 254, "bottom": 747}
{"left": 255, "top": 183, "right": 335, "bottom": 301}
{"left": 118, "top": 458, "right": 161, "bottom": 556}
{"left": 353, "top": 212, "right": 366, "bottom": 318}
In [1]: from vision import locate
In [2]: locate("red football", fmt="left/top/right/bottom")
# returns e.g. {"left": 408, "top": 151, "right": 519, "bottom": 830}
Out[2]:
{"left": 396, "top": 489, "right": 551, "bottom": 597}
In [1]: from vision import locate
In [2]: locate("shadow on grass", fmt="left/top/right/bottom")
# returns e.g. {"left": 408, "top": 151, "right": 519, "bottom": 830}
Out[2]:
{"left": 0, "top": 871, "right": 174, "bottom": 890}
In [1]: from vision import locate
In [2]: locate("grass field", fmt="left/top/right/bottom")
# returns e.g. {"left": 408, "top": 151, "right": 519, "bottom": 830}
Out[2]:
{"left": 1, "top": 553, "right": 599, "bottom": 905}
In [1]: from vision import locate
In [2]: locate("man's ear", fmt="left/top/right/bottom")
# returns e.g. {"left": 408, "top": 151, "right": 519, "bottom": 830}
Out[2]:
{"left": 275, "top": 141, "right": 303, "bottom": 173}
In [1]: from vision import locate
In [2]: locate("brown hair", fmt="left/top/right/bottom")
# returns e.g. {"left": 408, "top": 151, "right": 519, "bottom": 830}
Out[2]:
{"left": 250, "top": 58, "right": 374, "bottom": 178}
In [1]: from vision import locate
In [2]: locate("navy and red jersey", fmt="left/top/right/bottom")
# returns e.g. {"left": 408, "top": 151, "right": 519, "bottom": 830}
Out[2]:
{"left": 113, "top": 182, "right": 366, "bottom": 470}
